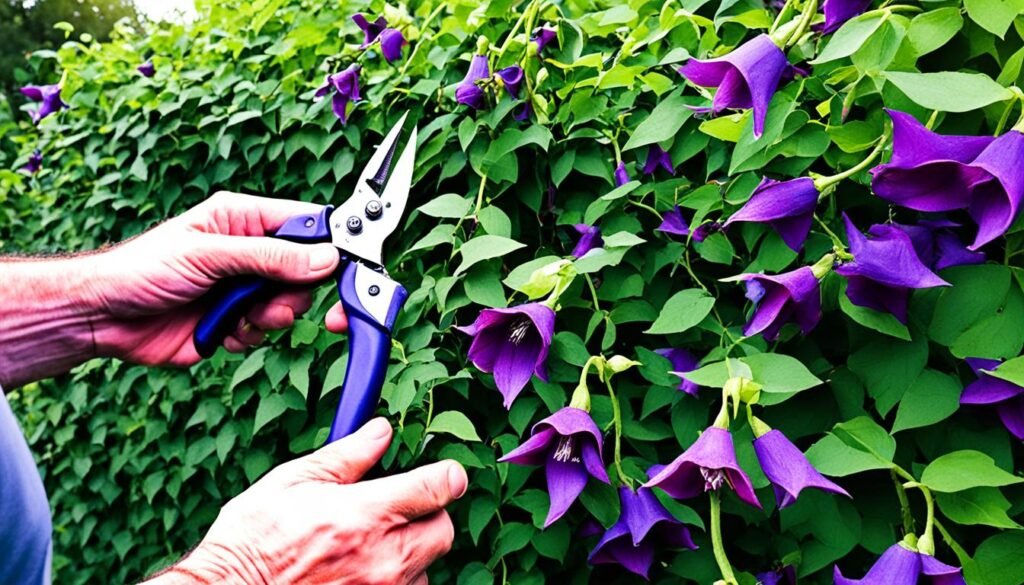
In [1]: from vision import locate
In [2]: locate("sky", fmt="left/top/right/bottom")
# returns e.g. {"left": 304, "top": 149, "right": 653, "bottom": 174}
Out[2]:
{"left": 134, "top": 0, "right": 196, "bottom": 22}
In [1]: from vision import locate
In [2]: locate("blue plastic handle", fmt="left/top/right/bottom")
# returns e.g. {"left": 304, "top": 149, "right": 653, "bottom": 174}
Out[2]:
{"left": 326, "top": 261, "right": 408, "bottom": 443}
{"left": 192, "top": 206, "right": 334, "bottom": 358}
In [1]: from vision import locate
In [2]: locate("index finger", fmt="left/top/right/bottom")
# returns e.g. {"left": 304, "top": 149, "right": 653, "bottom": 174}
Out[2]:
{"left": 364, "top": 460, "right": 468, "bottom": 522}
{"left": 186, "top": 191, "right": 327, "bottom": 236}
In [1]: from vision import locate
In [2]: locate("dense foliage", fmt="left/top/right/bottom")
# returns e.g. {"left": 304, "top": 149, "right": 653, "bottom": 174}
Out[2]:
{"left": 3, "top": 0, "right": 1024, "bottom": 583}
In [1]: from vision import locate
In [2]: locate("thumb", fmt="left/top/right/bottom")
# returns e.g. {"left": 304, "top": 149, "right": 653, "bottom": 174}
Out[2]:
{"left": 288, "top": 417, "right": 393, "bottom": 484}
{"left": 189, "top": 233, "right": 339, "bottom": 284}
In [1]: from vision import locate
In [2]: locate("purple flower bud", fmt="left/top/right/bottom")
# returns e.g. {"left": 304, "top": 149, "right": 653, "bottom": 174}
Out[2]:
{"left": 834, "top": 542, "right": 965, "bottom": 585}
{"left": 21, "top": 149, "right": 42, "bottom": 174}
{"left": 532, "top": 24, "right": 558, "bottom": 55}
{"left": 756, "top": 566, "right": 797, "bottom": 585}
{"left": 822, "top": 0, "right": 874, "bottom": 34}
{"left": 137, "top": 60, "right": 155, "bottom": 77}
{"left": 455, "top": 302, "right": 555, "bottom": 408}
{"left": 678, "top": 34, "right": 790, "bottom": 139}
{"left": 645, "top": 427, "right": 761, "bottom": 508}
{"left": 642, "top": 145, "right": 674, "bottom": 176}
{"left": 732, "top": 267, "right": 821, "bottom": 340}
{"left": 20, "top": 83, "right": 68, "bottom": 124}
{"left": 571, "top": 224, "right": 603, "bottom": 257}
{"left": 614, "top": 161, "right": 630, "bottom": 186}
{"left": 456, "top": 54, "right": 490, "bottom": 110}
{"left": 496, "top": 65, "right": 524, "bottom": 99}
{"left": 835, "top": 214, "right": 949, "bottom": 323}
{"left": 753, "top": 429, "right": 850, "bottom": 508}
{"left": 352, "top": 13, "right": 388, "bottom": 47}
{"left": 499, "top": 407, "right": 609, "bottom": 526}
{"left": 315, "top": 64, "right": 361, "bottom": 124}
{"left": 656, "top": 206, "right": 691, "bottom": 238}
{"left": 961, "top": 358, "right": 1024, "bottom": 440}
{"left": 723, "top": 177, "right": 819, "bottom": 252}
{"left": 513, "top": 101, "right": 533, "bottom": 122}
{"left": 654, "top": 348, "right": 700, "bottom": 396}
{"left": 379, "top": 28, "right": 408, "bottom": 63}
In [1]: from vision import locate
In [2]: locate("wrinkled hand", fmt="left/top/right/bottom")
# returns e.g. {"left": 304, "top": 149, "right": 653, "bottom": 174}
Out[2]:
{"left": 148, "top": 418, "right": 466, "bottom": 585}
{"left": 84, "top": 191, "right": 351, "bottom": 365}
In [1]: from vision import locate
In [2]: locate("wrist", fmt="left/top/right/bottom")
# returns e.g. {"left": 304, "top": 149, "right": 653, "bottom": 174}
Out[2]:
{"left": 0, "top": 255, "right": 102, "bottom": 387}
{"left": 142, "top": 544, "right": 263, "bottom": 585}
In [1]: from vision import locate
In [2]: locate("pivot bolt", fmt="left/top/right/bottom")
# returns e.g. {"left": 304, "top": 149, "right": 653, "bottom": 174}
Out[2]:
{"left": 368, "top": 285, "right": 381, "bottom": 296}
{"left": 365, "top": 200, "right": 383, "bottom": 219}
{"left": 346, "top": 216, "right": 363, "bottom": 234}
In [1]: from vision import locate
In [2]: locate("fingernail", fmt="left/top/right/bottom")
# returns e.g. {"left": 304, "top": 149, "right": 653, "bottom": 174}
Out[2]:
{"left": 310, "top": 245, "right": 339, "bottom": 272}
{"left": 365, "top": 417, "right": 391, "bottom": 439}
{"left": 447, "top": 462, "right": 468, "bottom": 499}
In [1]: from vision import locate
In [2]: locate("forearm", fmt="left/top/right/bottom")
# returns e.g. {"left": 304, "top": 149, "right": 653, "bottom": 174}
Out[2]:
{"left": 0, "top": 256, "right": 101, "bottom": 388}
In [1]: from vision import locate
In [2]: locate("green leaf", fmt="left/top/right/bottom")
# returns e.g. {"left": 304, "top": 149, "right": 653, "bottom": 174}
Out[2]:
{"left": 253, "top": 393, "right": 289, "bottom": 435}
{"left": 492, "top": 522, "right": 535, "bottom": 560}
{"left": 645, "top": 289, "right": 715, "bottom": 334}
{"left": 806, "top": 416, "right": 896, "bottom": 476}
{"left": 936, "top": 488, "right": 1023, "bottom": 529}
{"left": 849, "top": 335, "right": 927, "bottom": 416}
{"left": 419, "top": 193, "right": 472, "bottom": 219}
{"left": 454, "top": 235, "right": 526, "bottom": 275}
{"left": 884, "top": 71, "right": 1014, "bottom": 113}
{"left": 426, "top": 411, "right": 481, "bottom": 441}
{"left": 966, "top": 533, "right": 1024, "bottom": 585}
{"left": 744, "top": 353, "right": 823, "bottom": 404}
{"left": 811, "top": 11, "right": 886, "bottom": 64}
{"left": 839, "top": 287, "right": 911, "bottom": 341}
{"left": 929, "top": 265, "right": 1011, "bottom": 346}
{"left": 623, "top": 92, "right": 693, "bottom": 150}
{"left": 920, "top": 450, "right": 1024, "bottom": 492}
{"left": 229, "top": 347, "right": 268, "bottom": 390}
{"left": 907, "top": 7, "right": 963, "bottom": 56}
{"left": 964, "top": 0, "right": 1022, "bottom": 38}
{"left": 891, "top": 369, "right": 961, "bottom": 433}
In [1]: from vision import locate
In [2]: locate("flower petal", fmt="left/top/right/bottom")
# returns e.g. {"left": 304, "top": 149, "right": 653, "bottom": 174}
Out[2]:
{"left": 833, "top": 543, "right": 922, "bottom": 585}
{"left": 498, "top": 427, "right": 557, "bottom": 466}
{"left": 544, "top": 458, "right": 589, "bottom": 526}
{"left": 753, "top": 430, "right": 850, "bottom": 509}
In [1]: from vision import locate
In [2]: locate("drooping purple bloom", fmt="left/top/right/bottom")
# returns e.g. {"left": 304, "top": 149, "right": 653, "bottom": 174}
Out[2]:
{"left": 533, "top": 24, "right": 558, "bottom": 55}
{"left": 756, "top": 566, "right": 797, "bottom": 585}
{"left": 822, "top": 0, "right": 875, "bottom": 34}
{"left": 571, "top": 224, "right": 603, "bottom": 257}
{"left": 499, "top": 407, "right": 609, "bottom": 526}
{"left": 588, "top": 482, "right": 698, "bottom": 579}
{"left": 692, "top": 221, "right": 721, "bottom": 242}
{"left": 456, "top": 302, "right": 555, "bottom": 408}
{"left": 614, "top": 161, "right": 630, "bottom": 186}
{"left": 754, "top": 429, "right": 850, "bottom": 509}
{"left": 654, "top": 348, "right": 700, "bottom": 396}
{"left": 379, "top": 28, "right": 408, "bottom": 63}
{"left": 679, "top": 34, "right": 789, "bottom": 139}
{"left": 960, "top": 358, "right": 1024, "bottom": 440}
{"left": 314, "top": 65, "right": 361, "bottom": 124}
{"left": 964, "top": 129, "right": 1024, "bottom": 249}
{"left": 352, "top": 13, "right": 388, "bottom": 47}
{"left": 21, "top": 149, "right": 42, "bottom": 174}
{"left": 835, "top": 215, "right": 948, "bottom": 323}
{"left": 657, "top": 206, "right": 691, "bottom": 238}
{"left": 496, "top": 65, "right": 524, "bottom": 99}
{"left": 732, "top": 267, "right": 821, "bottom": 340}
{"left": 723, "top": 177, "right": 819, "bottom": 251}
{"left": 645, "top": 427, "right": 762, "bottom": 508}
{"left": 834, "top": 542, "right": 966, "bottom": 585}
{"left": 894, "top": 220, "right": 985, "bottom": 272}
{"left": 20, "top": 83, "right": 68, "bottom": 124}
{"left": 456, "top": 54, "right": 490, "bottom": 109}
{"left": 137, "top": 60, "right": 155, "bottom": 77}
{"left": 513, "top": 101, "right": 533, "bottom": 122}
{"left": 642, "top": 146, "right": 674, "bottom": 176}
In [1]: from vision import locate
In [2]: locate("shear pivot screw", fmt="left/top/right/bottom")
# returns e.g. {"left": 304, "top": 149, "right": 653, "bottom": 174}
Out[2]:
{"left": 346, "top": 216, "right": 363, "bottom": 234}
{"left": 368, "top": 285, "right": 380, "bottom": 296}
{"left": 365, "top": 200, "right": 383, "bottom": 219}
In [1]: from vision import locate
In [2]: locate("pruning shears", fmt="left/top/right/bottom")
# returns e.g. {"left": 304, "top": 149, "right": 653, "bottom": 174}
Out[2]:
{"left": 193, "top": 112, "right": 418, "bottom": 444}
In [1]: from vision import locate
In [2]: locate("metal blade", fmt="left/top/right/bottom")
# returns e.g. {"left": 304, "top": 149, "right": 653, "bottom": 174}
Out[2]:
{"left": 330, "top": 112, "right": 416, "bottom": 266}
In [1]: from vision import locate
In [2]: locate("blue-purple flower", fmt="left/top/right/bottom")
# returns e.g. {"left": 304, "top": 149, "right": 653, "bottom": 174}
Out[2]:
{"left": 379, "top": 28, "right": 408, "bottom": 63}
{"left": 496, "top": 65, "right": 524, "bottom": 99}
{"left": 642, "top": 145, "right": 674, "bottom": 176}
{"left": 679, "top": 34, "right": 790, "bottom": 139}
{"left": 656, "top": 207, "right": 719, "bottom": 243}
{"left": 571, "top": 224, "right": 602, "bottom": 257}
{"left": 645, "top": 426, "right": 762, "bottom": 508}
{"left": 20, "top": 83, "right": 68, "bottom": 124}
{"left": 723, "top": 177, "right": 819, "bottom": 251}
{"left": 654, "top": 348, "right": 700, "bottom": 396}
{"left": 588, "top": 479, "right": 698, "bottom": 579}
{"left": 960, "top": 358, "right": 1024, "bottom": 440}
{"left": 894, "top": 220, "right": 985, "bottom": 272}
{"left": 753, "top": 428, "right": 850, "bottom": 509}
{"left": 456, "top": 54, "right": 490, "bottom": 109}
{"left": 533, "top": 24, "right": 558, "bottom": 55}
{"left": 731, "top": 267, "right": 822, "bottom": 340}
{"left": 21, "top": 149, "right": 42, "bottom": 174}
{"left": 456, "top": 302, "right": 555, "bottom": 408}
{"left": 499, "top": 407, "right": 609, "bottom": 526}
{"left": 836, "top": 215, "right": 948, "bottom": 323}
{"left": 315, "top": 65, "right": 361, "bottom": 124}
{"left": 137, "top": 60, "right": 155, "bottom": 77}
{"left": 822, "top": 0, "right": 874, "bottom": 33}
{"left": 757, "top": 566, "right": 797, "bottom": 585}
{"left": 353, "top": 13, "right": 388, "bottom": 46}
{"left": 614, "top": 161, "right": 630, "bottom": 186}
{"left": 834, "top": 542, "right": 965, "bottom": 585}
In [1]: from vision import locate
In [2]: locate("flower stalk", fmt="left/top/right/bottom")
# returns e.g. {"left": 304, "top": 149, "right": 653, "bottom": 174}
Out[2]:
{"left": 709, "top": 490, "right": 738, "bottom": 585}
{"left": 814, "top": 126, "right": 893, "bottom": 192}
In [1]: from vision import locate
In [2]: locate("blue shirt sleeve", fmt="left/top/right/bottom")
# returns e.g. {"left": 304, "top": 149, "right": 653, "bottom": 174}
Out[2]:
{"left": 0, "top": 389, "right": 52, "bottom": 585}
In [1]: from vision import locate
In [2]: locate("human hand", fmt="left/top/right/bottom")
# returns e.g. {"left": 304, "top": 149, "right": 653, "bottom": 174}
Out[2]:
{"left": 82, "top": 191, "right": 352, "bottom": 366}
{"left": 146, "top": 418, "right": 467, "bottom": 585}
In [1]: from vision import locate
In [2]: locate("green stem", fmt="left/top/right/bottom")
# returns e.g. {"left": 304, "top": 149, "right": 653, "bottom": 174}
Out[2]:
{"left": 783, "top": 0, "right": 819, "bottom": 48}
{"left": 604, "top": 377, "right": 630, "bottom": 487}
{"left": 814, "top": 126, "right": 892, "bottom": 190}
{"left": 891, "top": 471, "right": 916, "bottom": 536}
{"left": 709, "top": 491, "right": 738, "bottom": 585}
{"left": 813, "top": 215, "right": 847, "bottom": 251}
{"left": 769, "top": 0, "right": 797, "bottom": 33}
{"left": 396, "top": 2, "right": 446, "bottom": 79}
{"left": 584, "top": 273, "right": 601, "bottom": 313}
{"left": 903, "top": 482, "right": 936, "bottom": 555}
